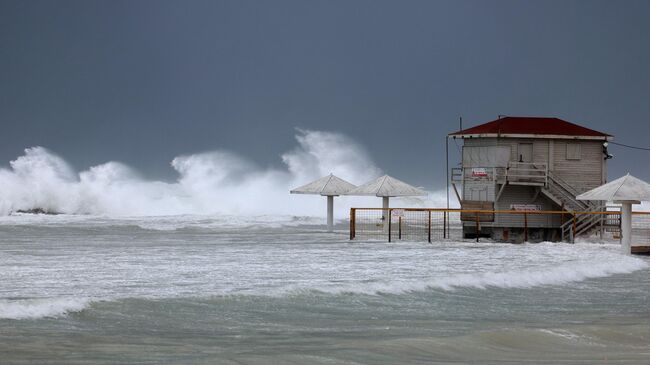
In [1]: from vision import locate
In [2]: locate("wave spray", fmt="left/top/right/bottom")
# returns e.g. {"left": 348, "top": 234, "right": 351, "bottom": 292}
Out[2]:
{"left": 0, "top": 129, "right": 450, "bottom": 217}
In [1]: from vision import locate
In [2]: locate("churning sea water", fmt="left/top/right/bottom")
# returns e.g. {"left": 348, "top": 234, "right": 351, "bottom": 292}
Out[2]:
{"left": 2, "top": 214, "right": 650, "bottom": 364}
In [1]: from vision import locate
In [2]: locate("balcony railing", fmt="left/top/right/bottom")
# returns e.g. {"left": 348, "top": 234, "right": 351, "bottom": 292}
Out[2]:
{"left": 451, "top": 167, "right": 463, "bottom": 182}
{"left": 504, "top": 162, "right": 547, "bottom": 186}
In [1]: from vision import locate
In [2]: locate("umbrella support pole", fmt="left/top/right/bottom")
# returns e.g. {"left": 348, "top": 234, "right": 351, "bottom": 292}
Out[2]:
{"left": 327, "top": 196, "right": 334, "bottom": 232}
{"left": 621, "top": 202, "right": 632, "bottom": 254}
{"left": 382, "top": 196, "right": 390, "bottom": 235}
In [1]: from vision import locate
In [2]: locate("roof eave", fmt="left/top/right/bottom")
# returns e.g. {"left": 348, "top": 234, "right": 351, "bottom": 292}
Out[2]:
{"left": 389, "top": 194, "right": 428, "bottom": 197}
{"left": 344, "top": 192, "right": 378, "bottom": 196}
{"left": 449, "top": 133, "right": 613, "bottom": 140}
{"left": 289, "top": 190, "right": 317, "bottom": 195}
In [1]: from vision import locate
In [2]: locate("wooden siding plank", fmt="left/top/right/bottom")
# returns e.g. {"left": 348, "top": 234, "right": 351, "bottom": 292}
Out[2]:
{"left": 553, "top": 140, "right": 604, "bottom": 192}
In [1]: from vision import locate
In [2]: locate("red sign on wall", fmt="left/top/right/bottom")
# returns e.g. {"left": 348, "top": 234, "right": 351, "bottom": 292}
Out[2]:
{"left": 471, "top": 168, "right": 488, "bottom": 177}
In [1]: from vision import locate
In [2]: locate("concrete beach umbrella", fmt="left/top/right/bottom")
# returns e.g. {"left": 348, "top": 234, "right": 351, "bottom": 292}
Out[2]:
{"left": 577, "top": 174, "right": 650, "bottom": 254}
{"left": 290, "top": 174, "right": 357, "bottom": 231}
{"left": 345, "top": 175, "right": 427, "bottom": 231}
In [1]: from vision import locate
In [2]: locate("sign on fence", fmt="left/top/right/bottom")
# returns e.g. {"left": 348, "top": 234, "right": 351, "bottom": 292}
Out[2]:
{"left": 391, "top": 209, "right": 405, "bottom": 217}
{"left": 510, "top": 204, "right": 541, "bottom": 211}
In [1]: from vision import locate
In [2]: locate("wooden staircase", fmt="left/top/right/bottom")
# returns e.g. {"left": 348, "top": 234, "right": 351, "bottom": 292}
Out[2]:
{"left": 506, "top": 164, "right": 620, "bottom": 241}
{"left": 542, "top": 171, "right": 619, "bottom": 241}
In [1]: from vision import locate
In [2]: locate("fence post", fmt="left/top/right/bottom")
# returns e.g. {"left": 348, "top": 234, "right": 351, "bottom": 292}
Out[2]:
{"left": 398, "top": 216, "right": 402, "bottom": 240}
{"left": 354, "top": 209, "right": 356, "bottom": 239}
{"left": 572, "top": 213, "right": 577, "bottom": 243}
{"left": 443, "top": 211, "right": 447, "bottom": 239}
{"left": 428, "top": 210, "right": 432, "bottom": 243}
{"left": 475, "top": 214, "right": 480, "bottom": 243}
{"left": 388, "top": 209, "right": 392, "bottom": 242}
{"left": 524, "top": 212, "right": 528, "bottom": 242}
{"left": 349, "top": 208, "right": 355, "bottom": 240}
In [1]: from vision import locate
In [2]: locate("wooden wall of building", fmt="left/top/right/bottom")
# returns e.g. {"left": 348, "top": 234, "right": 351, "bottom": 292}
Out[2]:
{"left": 552, "top": 140, "right": 605, "bottom": 192}
{"left": 460, "top": 137, "right": 606, "bottom": 191}
{"left": 458, "top": 136, "right": 607, "bottom": 229}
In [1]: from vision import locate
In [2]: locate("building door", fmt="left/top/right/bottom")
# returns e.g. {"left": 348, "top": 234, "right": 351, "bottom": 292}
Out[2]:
{"left": 468, "top": 187, "right": 488, "bottom": 201}
{"left": 517, "top": 143, "right": 533, "bottom": 163}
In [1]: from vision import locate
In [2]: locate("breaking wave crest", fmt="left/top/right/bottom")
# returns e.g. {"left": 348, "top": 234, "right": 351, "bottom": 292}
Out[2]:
{"left": 0, "top": 129, "right": 451, "bottom": 218}
{"left": 2, "top": 244, "right": 646, "bottom": 320}
{"left": 303, "top": 253, "right": 649, "bottom": 295}
{"left": 0, "top": 298, "right": 92, "bottom": 320}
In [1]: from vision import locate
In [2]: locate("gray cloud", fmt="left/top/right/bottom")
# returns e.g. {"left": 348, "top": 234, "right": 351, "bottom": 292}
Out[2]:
{"left": 1, "top": 0, "right": 649, "bottom": 188}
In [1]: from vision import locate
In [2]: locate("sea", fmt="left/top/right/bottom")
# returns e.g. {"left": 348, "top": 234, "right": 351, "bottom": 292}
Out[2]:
{"left": 1, "top": 214, "right": 650, "bottom": 364}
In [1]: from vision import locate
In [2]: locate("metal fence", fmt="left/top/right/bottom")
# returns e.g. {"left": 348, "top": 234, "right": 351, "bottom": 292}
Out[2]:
{"left": 349, "top": 208, "right": 650, "bottom": 244}
{"left": 349, "top": 208, "right": 463, "bottom": 241}
{"left": 632, "top": 212, "right": 650, "bottom": 246}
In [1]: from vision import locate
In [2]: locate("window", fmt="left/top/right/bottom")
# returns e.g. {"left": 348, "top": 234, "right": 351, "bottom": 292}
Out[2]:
{"left": 566, "top": 143, "right": 581, "bottom": 160}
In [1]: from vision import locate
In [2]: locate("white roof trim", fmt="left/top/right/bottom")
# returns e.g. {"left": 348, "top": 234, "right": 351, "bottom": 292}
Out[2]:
{"left": 452, "top": 133, "right": 612, "bottom": 141}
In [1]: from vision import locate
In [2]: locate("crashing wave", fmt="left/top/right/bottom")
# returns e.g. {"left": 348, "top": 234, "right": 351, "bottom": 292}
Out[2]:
{"left": 0, "top": 298, "right": 91, "bottom": 320}
{"left": 0, "top": 129, "right": 450, "bottom": 218}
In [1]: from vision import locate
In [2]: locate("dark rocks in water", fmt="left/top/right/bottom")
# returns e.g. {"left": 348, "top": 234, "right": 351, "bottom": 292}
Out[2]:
{"left": 14, "top": 208, "right": 61, "bottom": 215}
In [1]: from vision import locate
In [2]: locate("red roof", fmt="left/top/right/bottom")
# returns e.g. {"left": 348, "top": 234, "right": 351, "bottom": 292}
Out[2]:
{"left": 449, "top": 117, "right": 611, "bottom": 138}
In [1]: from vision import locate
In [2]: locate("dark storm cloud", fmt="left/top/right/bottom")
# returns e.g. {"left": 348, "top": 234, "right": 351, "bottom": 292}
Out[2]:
{"left": 1, "top": 0, "right": 649, "bottom": 187}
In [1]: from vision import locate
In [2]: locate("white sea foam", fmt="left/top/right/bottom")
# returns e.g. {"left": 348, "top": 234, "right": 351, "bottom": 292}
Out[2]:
{"left": 11, "top": 256, "right": 639, "bottom": 320}
{"left": 0, "top": 129, "right": 454, "bottom": 218}
{"left": 0, "top": 298, "right": 91, "bottom": 320}
{"left": 130, "top": 214, "right": 327, "bottom": 231}
{"left": 281, "top": 244, "right": 650, "bottom": 295}
{"left": 0, "top": 240, "right": 647, "bottom": 320}
{"left": 433, "top": 254, "right": 648, "bottom": 290}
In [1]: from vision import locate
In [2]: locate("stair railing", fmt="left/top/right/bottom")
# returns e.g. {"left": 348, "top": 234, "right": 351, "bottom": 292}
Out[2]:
{"left": 546, "top": 171, "right": 597, "bottom": 211}
{"left": 560, "top": 204, "right": 609, "bottom": 242}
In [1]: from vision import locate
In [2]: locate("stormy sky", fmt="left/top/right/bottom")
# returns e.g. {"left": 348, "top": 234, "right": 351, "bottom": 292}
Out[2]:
{"left": 1, "top": 0, "right": 649, "bottom": 189}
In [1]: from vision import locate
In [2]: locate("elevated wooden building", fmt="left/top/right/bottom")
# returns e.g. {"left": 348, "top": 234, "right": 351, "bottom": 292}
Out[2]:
{"left": 449, "top": 116, "right": 614, "bottom": 242}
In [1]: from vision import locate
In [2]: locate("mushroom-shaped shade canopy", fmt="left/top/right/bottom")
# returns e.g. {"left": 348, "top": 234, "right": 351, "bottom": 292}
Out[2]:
{"left": 290, "top": 174, "right": 357, "bottom": 196}
{"left": 577, "top": 174, "right": 650, "bottom": 202}
{"left": 345, "top": 175, "right": 427, "bottom": 197}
